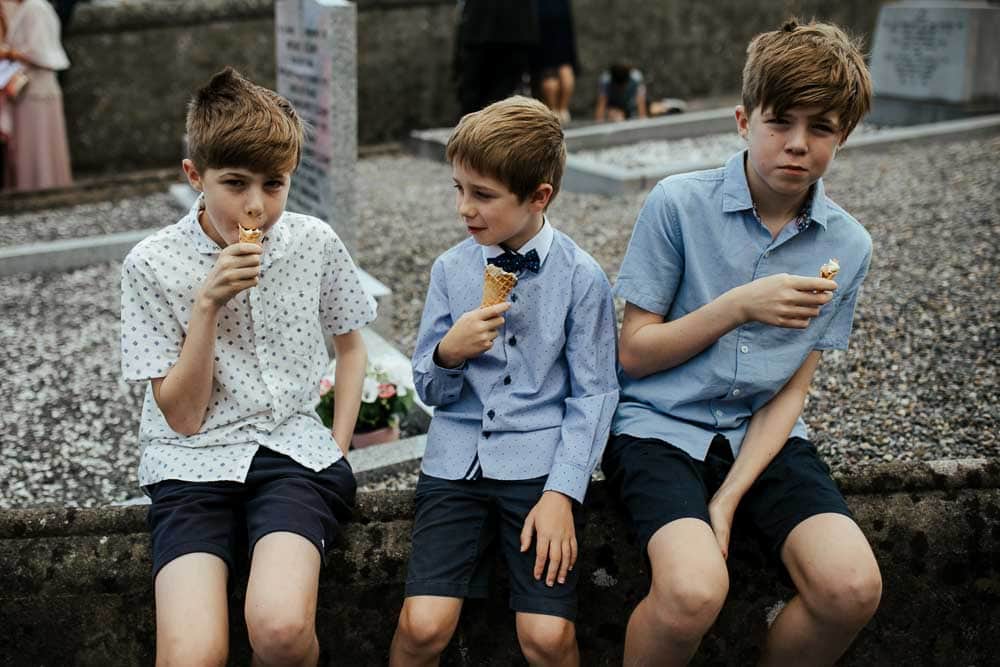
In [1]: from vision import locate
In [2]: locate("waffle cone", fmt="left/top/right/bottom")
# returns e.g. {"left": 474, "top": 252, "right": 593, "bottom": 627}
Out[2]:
{"left": 239, "top": 226, "right": 263, "bottom": 245}
{"left": 819, "top": 258, "right": 840, "bottom": 280}
{"left": 481, "top": 264, "right": 518, "bottom": 307}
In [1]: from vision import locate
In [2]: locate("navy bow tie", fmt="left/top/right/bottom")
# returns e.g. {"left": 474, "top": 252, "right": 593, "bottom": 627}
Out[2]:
{"left": 488, "top": 248, "right": 540, "bottom": 274}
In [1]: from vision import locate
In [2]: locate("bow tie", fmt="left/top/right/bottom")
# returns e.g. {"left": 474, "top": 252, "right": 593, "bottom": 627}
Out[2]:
{"left": 487, "top": 248, "right": 541, "bottom": 274}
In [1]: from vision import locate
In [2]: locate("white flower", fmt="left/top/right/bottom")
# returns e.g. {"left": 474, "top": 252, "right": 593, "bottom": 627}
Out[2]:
{"left": 361, "top": 376, "right": 379, "bottom": 403}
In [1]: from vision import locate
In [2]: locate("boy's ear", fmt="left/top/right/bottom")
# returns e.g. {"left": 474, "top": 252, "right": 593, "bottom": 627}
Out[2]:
{"left": 735, "top": 105, "right": 750, "bottom": 140}
{"left": 182, "top": 159, "right": 204, "bottom": 192}
{"left": 529, "top": 183, "right": 554, "bottom": 211}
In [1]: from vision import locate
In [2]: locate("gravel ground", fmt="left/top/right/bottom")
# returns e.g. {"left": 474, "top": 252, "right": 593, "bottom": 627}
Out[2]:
{"left": 1, "top": 133, "right": 998, "bottom": 508}
{"left": 574, "top": 125, "right": 883, "bottom": 170}
{"left": 0, "top": 193, "right": 183, "bottom": 246}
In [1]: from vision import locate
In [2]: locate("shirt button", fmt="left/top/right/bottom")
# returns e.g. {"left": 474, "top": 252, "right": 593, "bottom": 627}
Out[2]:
{"left": 715, "top": 409, "right": 723, "bottom": 418}
{"left": 483, "top": 431, "right": 491, "bottom": 438}
{"left": 511, "top": 294, "right": 517, "bottom": 302}
{"left": 503, "top": 376, "right": 511, "bottom": 385}
{"left": 740, "top": 345, "right": 749, "bottom": 354}
{"left": 732, "top": 389, "right": 741, "bottom": 396}
{"left": 509, "top": 336, "right": 517, "bottom": 346}
{"left": 487, "top": 409, "right": 495, "bottom": 420}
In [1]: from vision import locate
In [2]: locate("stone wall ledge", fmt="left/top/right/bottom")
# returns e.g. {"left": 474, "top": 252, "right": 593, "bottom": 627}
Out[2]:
{"left": 2, "top": 458, "right": 999, "bottom": 665}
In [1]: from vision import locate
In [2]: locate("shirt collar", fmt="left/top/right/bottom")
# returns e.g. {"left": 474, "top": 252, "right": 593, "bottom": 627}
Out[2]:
{"left": 482, "top": 216, "right": 555, "bottom": 265}
{"left": 722, "top": 151, "right": 829, "bottom": 229}
{"left": 180, "top": 193, "right": 290, "bottom": 267}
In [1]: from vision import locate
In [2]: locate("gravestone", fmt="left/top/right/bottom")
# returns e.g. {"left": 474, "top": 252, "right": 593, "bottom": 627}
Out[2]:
{"left": 868, "top": 0, "right": 1000, "bottom": 125}
{"left": 275, "top": 0, "right": 358, "bottom": 256}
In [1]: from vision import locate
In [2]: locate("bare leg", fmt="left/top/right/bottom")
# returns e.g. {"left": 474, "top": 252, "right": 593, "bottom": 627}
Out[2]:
{"left": 390, "top": 595, "right": 464, "bottom": 667}
{"left": 623, "top": 519, "right": 729, "bottom": 666}
{"left": 154, "top": 552, "right": 230, "bottom": 667}
{"left": 539, "top": 75, "right": 560, "bottom": 112}
{"left": 556, "top": 64, "right": 575, "bottom": 120}
{"left": 245, "top": 532, "right": 322, "bottom": 667}
{"left": 760, "top": 513, "right": 882, "bottom": 666}
{"left": 516, "top": 612, "right": 578, "bottom": 667}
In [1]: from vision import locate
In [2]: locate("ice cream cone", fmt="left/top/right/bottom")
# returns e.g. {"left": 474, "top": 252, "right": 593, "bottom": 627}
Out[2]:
{"left": 819, "top": 258, "right": 840, "bottom": 280}
{"left": 481, "top": 264, "right": 518, "bottom": 307}
{"left": 239, "top": 226, "right": 263, "bottom": 245}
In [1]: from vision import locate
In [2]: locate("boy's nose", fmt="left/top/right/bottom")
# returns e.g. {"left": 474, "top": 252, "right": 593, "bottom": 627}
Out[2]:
{"left": 458, "top": 197, "right": 476, "bottom": 219}
{"left": 785, "top": 125, "right": 808, "bottom": 153}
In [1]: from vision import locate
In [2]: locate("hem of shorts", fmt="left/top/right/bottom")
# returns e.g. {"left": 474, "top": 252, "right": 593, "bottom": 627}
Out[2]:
{"left": 405, "top": 581, "right": 489, "bottom": 600}
{"left": 771, "top": 507, "right": 854, "bottom": 560}
{"left": 153, "top": 541, "right": 234, "bottom": 580}
{"left": 250, "top": 526, "right": 328, "bottom": 565}
{"left": 639, "top": 513, "right": 711, "bottom": 556}
{"left": 509, "top": 594, "right": 577, "bottom": 622}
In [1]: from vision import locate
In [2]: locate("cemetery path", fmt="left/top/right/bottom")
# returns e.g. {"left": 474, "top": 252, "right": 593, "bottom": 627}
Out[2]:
{"left": 1, "top": 138, "right": 997, "bottom": 508}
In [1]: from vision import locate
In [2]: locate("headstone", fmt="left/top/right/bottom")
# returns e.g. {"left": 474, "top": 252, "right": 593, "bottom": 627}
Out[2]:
{"left": 274, "top": 0, "right": 358, "bottom": 256}
{"left": 868, "top": 1, "right": 1000, "bottom": 125}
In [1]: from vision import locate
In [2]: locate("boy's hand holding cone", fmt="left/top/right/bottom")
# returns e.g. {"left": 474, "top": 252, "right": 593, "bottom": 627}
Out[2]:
{"left": 435, "top": 266, "right": 516, "bottom": 368}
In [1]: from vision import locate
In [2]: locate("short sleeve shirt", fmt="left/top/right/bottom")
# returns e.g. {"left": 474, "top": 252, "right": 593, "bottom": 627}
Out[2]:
{"left": 612, "top": 151, "right": 872, "bottom": 461}
{"left": 121, "top": 196, "right": 377, "bottom": 487}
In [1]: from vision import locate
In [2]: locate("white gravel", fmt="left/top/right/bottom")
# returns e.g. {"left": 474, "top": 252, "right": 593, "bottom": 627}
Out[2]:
{"left": 1, "top": 132, "right": 998, "bottom": 508}
{"left": 574, "top": 125, "right": 884, "bottom": 171}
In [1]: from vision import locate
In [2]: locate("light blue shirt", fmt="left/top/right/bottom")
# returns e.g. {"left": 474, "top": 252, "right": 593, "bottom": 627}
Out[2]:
{"left": 613, "top": 151, "right": 872, "bottom": 461}
{"left": 413, "top": 222, "right": 619, "bottom": 503}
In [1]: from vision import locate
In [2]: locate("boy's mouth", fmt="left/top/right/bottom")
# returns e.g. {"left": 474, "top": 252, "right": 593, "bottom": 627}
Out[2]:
{"left": 777, "top": 164, "right": 808, "bottom": 173}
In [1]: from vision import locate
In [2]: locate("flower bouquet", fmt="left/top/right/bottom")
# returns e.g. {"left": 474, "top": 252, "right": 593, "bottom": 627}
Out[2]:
{"left": 317, "top": 357, "right": 415, "bottom": 448}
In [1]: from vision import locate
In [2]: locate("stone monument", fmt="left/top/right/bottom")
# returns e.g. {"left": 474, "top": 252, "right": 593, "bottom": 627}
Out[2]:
{"left": 275, "top": 0, "right": 358, "bottom": 256}
{"left": 868, "top": 0, "right": 1000, "bottom": 125}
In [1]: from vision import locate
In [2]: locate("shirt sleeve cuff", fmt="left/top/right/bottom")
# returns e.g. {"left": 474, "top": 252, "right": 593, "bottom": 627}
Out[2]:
{"left": 544, "top": 461, "right": 592, "bottom": 504}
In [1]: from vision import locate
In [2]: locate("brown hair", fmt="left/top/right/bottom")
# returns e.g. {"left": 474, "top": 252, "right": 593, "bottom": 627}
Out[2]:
{"left": 186, "top": 67, "right": 304, "bottom": 174}
{"left": 742, "top": 19, "right": 872, "bottom": 139}
{"left": 445, "top": 96, "right": 566, "bottom": 205}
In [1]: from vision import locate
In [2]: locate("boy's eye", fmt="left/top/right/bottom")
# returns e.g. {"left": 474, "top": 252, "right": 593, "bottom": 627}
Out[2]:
{"left": 266, "top": 180, "right": 285, "bottom": 188}
{"left": 474, "top": 190, "right": 494, "bottom": 199}
{"left": 224, "top": 180, "right": 244, "bottom": 187}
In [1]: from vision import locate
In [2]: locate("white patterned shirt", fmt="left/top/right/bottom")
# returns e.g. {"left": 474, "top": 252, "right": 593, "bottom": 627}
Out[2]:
{"left": 121, "top": 197, "right": 376, "bottom": 488}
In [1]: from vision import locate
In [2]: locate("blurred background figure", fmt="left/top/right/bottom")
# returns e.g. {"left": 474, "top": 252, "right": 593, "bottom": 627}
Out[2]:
{"left": 532, "top": 0, "right": 577, "bottom": 124}
{"left": 594, "top": 60, "right": 688, "bottom": 123}
{"left": 595, "top": 62, "right": 647, "bottom": 121}
{"left": 454, "top": 0, "right": 539, "bottom": 116}
{"left": 0, "top": 0, "right": 72, "bottom": 191}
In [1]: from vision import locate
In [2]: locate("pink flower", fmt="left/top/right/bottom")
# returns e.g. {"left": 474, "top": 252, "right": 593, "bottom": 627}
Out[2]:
{"left": 319, "top": 378, "right": 333, "bottom": 396}
{"left": 378, "top": 383, "right": 396, "bottom": 399}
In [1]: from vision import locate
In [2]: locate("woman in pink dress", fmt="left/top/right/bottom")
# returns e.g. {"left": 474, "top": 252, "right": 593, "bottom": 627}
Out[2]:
{"left": 1, "top": 0, "right": 72, "bottom": 191}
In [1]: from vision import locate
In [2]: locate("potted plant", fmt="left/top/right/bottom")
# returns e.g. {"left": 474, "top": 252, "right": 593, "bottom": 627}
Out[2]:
{"left": 316, "top": 357, "right": 415, "bottom": 449}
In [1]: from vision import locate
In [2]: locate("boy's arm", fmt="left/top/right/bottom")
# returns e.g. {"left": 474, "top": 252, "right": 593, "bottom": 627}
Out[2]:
{"left": 707, "top": 350, "right": 823, "bottom": 558}
{"left": 330, "top": 330, "right": 367, "bottom": 457}
{"left": 619, "top": 274, "right": 835, "bottom": 379}
{"left": 616, "top": 182, "right": 836, "bottom": 380}
{"left": 148, "top": 243, "right": 262, "bottom": 435}
{"left": 522, "top": 267, "right": 619, "bottom": 587}
{"left": 412, "top": 258, "right": 508, "bottom": 406}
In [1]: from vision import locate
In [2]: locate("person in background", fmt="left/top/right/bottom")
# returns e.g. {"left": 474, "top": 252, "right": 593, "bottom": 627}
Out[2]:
{"left": 532, "top": 0, "right": 577, "bottom": 124}
{"left": 0, "top": 0, "right": 72, "bottom": 191}
{"left": 454, "top": 0, "right": 539, "bottom": 116}
{"left": 595, "top": 62, "right": 647, "bottom": 122}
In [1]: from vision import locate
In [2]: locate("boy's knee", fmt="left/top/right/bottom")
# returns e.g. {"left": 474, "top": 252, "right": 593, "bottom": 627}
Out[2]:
{"left": 804, "top": 564, "right": 882, "bottom": 627}
{"left": 246, "top": 613, "right": 315, "bottom": 664}
{"left": 396, "top": 603, "right": 458, "bottom": 656}
{"left": 648, "top": 568, "right": 729, "bottom": 640}
{"left": 517, "top": 616, "right": 576, "bottom": 664}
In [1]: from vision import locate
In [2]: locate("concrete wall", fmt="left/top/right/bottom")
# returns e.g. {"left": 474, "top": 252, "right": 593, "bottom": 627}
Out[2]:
{"left": 2, "top": 459, "right": 999, "bottom": 665}
{"left": 59, "top": 0, "right": 887, "bottom": 173}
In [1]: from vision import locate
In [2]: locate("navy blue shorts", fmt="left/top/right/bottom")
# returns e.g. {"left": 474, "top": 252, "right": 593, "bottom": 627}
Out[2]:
{"left": 405, "top": 473, "right": 585, "bottom": 621}
{"left": 602, "top": 434, "right": 852, "bottom": 569}
{"left": 146, "top": 448, "right": 356, "bottom": 579}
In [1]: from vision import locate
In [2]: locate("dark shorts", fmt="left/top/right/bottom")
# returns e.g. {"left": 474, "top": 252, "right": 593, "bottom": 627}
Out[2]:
{"left": 602, "top": 433, "right": 852, "bottom": 570}
{"left": 146, "top": 448, "right": 356, "bottom": 579}
{"left": 405, "top": 472, "right": 585, "bottom": 621}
